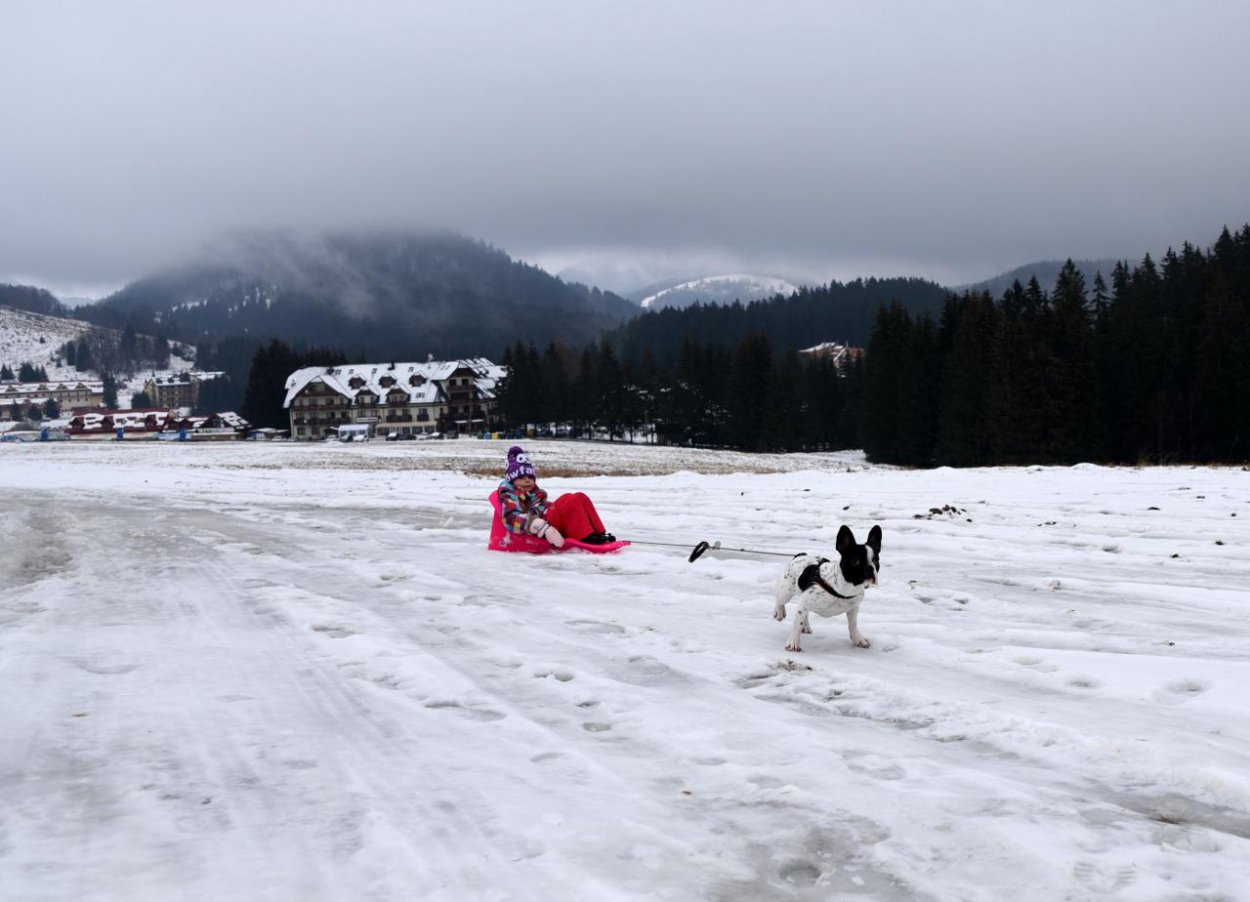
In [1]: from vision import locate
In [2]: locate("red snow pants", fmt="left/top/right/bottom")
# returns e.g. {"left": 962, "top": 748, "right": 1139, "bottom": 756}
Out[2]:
{"left": 543, "top": 492, "right": 607, "bottom": 541}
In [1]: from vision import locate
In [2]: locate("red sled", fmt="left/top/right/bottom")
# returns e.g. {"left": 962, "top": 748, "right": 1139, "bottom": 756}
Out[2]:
{"left": 488, "top": 491, "right": 630, "bottom": 554}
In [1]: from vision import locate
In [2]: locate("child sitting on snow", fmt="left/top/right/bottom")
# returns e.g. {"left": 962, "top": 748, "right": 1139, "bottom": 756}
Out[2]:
{"left": 497, "top": 446, "right": 615, "bottom": 547}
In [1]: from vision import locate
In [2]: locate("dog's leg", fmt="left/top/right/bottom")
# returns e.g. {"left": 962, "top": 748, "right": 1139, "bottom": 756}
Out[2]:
{"left": 785, "top": 606, "right": 806, "bottom": 652}
{"left": 801, "top": 610, "right": 812, "bottom": 634}
{"left": 773, "top": 579, "right": 792, "bottom": 622}
{"left": 846, "top": 606, "right": 870, "bottom": 648}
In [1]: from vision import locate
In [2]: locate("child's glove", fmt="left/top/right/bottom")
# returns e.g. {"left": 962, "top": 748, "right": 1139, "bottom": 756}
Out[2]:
{"left": 527, "top": 517, "right": 564, "bottom": 547}
{"left": 527, "top": 517, "right": 567, "bottom": 544}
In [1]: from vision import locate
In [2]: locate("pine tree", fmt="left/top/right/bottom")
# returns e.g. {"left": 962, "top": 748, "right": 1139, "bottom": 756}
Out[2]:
{"left": 726, "top": 333, "right": 773, "bottom": 450}
{"left": 1046, "top": 260, "right": 1098, "bottom": 462}
{"left": 102, "top": 373, "right": 119, "bottom": 408}
{"left": 894, "top": 314, "right": 941, "bottom": 467}
{"left": 594, "top": 343, "right": 630, "bottom": 440}
{"left": 541, "top": 343, "right": 574, "bottom": 432}
{"left": 861, "top": 304, "right": 912, "bottom": 463}
{"left": 935, "top": 292, "right": 998, "bottom": 466}
{"left": 241, "top": 340, "right": 302, "bottom": 428}
{"left": 1191, "top": 274, "right": 1250, "bottom": 460}
{"left": 760, "top": 349, "right": 805, "bottom": 451}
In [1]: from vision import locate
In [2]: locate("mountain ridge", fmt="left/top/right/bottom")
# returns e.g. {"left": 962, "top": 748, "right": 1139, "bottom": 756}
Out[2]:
{"left": 73, "top": 229, "right": 638, "bottom": 360}
{"left": 955, "top": 258, "right": 1123, "bottom": 298}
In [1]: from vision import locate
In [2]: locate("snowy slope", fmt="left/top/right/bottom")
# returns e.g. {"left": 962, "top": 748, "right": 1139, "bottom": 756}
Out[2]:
{"left": 1, "top": 440, "right": 1248, "bottom": 900}
{"left": 0, "top": 305, "right": 93, "bottom": 381}
{"left": 638, "top": 274, "right": 799, "bottom": 310}
{"left": 0, "top": 304, "right": 195, "bottom": 406}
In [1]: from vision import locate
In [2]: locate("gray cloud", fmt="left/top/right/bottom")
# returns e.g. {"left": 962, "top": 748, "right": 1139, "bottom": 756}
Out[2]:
{"left": 3, "top": 0, "right": 1248, "bottom": 297}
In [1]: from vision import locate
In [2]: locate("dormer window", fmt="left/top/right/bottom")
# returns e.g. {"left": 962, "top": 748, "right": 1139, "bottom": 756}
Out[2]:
{"left": 409, "top": 374, "right": 426, "bottom": 387}
{"left": 349, "top": 377, "right": 365, "bottom": 390}
{"left": 379, "top": 376, "right": 396, "bottom": 388}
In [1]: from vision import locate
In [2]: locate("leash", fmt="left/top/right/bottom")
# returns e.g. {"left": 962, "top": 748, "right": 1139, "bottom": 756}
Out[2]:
{"left": 626, "top": 538, "right": 797, "bottom": 563}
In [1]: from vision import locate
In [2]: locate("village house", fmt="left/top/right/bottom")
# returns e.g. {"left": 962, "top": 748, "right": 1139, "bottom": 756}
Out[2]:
{"left": 66, "top": 408, "right": 177, "bottom": 440}
{"left": 66, "top": 408, "right": 250, "bottom": 440}
{"left": 798, "top": 342, "right": 864, "bottom": 372}
{"left": 283, "top": 358, "right": 506, "bottom": 440}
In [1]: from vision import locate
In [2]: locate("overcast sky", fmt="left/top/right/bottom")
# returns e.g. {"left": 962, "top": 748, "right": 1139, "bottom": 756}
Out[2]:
{"left": 3, "top": 0, "right": 1249, "bottom": 298}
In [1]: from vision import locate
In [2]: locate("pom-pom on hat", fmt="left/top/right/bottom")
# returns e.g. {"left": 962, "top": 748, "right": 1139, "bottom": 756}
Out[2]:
{"left": 505, "top": 445, "right": 536, "bottom": 481}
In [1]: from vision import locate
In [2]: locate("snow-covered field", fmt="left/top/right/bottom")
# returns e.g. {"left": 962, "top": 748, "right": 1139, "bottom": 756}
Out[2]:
{"left": 2, "top": 440, "right": 1248, "bottom": 901}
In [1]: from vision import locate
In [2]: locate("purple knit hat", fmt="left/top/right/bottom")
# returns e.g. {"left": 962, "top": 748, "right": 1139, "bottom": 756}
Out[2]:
{"left": 505, "top": 445, "right": 536, "bottom": 481}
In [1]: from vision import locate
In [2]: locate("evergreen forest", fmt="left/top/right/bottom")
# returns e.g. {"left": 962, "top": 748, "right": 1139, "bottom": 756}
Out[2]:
{"left": 496, "top": 226, "right": 1250, "bottom": 465}
{"left": 861, "top": 226, "right": 1250, "bottom": 466}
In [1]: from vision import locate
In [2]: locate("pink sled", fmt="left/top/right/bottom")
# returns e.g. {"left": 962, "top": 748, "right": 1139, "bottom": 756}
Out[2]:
{"left": 487, "top": 491, "right": 629, "bottom": 554}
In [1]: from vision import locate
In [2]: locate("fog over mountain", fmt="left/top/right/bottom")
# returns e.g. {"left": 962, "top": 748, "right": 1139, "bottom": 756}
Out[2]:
{"left": 74, "top": 230, "right": 637, "bottom": 360}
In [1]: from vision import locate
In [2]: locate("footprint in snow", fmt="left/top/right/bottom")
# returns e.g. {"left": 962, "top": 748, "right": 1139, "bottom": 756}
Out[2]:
{"left": 778, "top": 859, "right": 822, "bottom": 885}
{"left": 1068, "top": 676, "right": 1102, "bottom": 690}
{"left": 566, "top": 619, "right": 626, "bottom": 635}
{"left": 533, "top": 669, "right": 575, "bottom": 682}
{"left": 1013, "top": 656, "right": 1059, "bottom": 673}
{"left": 1072, "top": 860, "right": 1137, "bottom": 893}
{"left": 1152, "top": 678, "right": 1208, "bottom": 704}
{"left": 311, "top": 624, "right": 356, "bottom": 639}
{"left": 425, "top": 700, "right": 506, "bottom": 722}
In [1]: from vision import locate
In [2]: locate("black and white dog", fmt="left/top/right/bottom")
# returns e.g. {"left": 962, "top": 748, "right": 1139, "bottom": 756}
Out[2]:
{"left": 773, "top": 525, "right": 882, "bottom": 653}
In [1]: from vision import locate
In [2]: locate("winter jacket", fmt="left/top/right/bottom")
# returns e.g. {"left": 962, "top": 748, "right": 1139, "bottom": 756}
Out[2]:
{"left": 498, "top": 479, "right": 550, "bottom": 535}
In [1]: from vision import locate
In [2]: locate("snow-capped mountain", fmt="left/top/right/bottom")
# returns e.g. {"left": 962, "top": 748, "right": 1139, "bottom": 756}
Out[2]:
{"left": 635, "top": 274, "right": 800, "bottom": 311}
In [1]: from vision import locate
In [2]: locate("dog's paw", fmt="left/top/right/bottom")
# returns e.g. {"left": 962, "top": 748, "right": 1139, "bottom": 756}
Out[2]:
{"left": 801, "top": 623, "right": 812, "bottom": 634}
{"left": 785, "top": 642, "right": 804, "bottom": 652}
{"left": 851, "top": 635, "right": 871, "bottom": 648}
{"left": 773, "top": 607, "right": 786, "bottom": 622}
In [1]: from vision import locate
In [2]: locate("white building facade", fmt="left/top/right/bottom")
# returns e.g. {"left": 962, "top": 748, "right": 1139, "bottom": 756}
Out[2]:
{"left": 283, "top": 358, "right": 506, "bottom": 440}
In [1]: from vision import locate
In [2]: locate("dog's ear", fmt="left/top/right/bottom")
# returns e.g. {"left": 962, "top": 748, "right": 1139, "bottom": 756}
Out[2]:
{"left": 836, "top": 524, "right": 855, "bottom": 554}
{"left": 867, "top": 525, "right": 882, "bottom": 556}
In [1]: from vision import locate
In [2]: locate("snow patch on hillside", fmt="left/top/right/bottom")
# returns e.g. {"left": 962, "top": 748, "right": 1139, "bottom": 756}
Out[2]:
{"left": 0, "top": 306, "right": 94, "bottom": 381}
{"left": 0, "top": 304, "right": 196, "bottom": 407}
{"left": 640, "top": 274, "right": 799, "bottom": 309}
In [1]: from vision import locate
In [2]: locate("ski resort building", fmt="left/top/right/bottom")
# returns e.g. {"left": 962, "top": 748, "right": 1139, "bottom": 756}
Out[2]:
{"left": 139, "top": 371, "right": 225, "bottom": 409}
{"left": 0, "top": 379, "right": 105, "bottom": 418}
{"left": 283, "top": 359, "right": 507, "bottom": 441}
